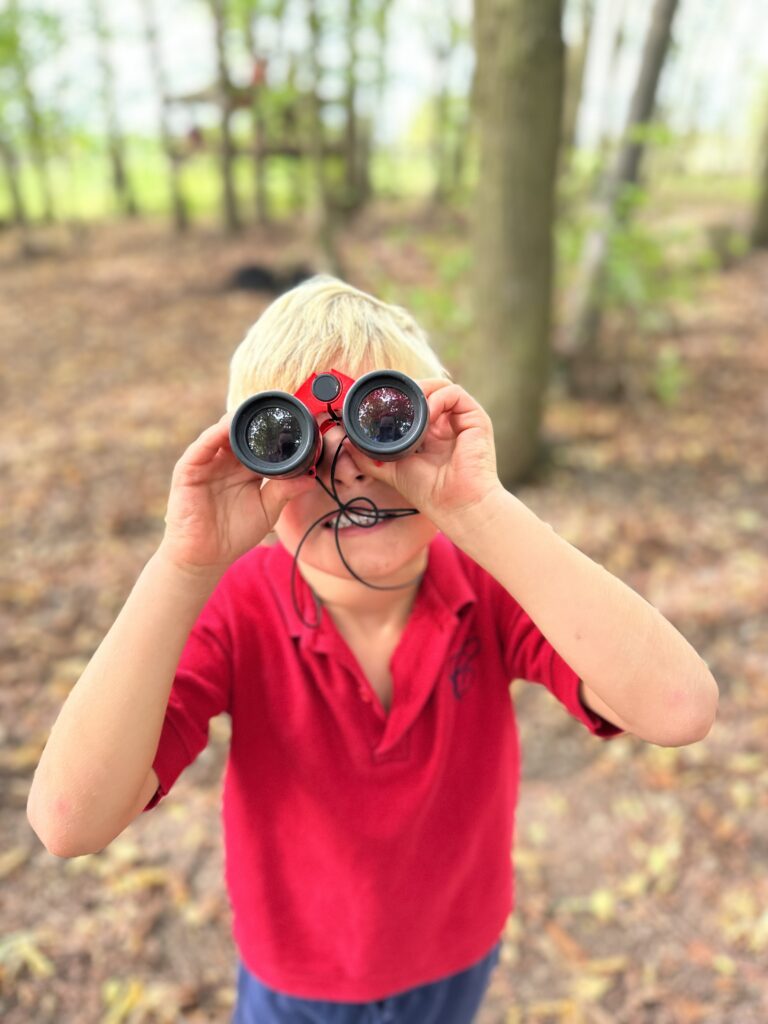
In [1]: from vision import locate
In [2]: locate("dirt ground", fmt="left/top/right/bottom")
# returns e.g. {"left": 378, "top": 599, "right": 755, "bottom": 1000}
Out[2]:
{"left": 1, "top": 213, "right": 767, "bottom": 1023}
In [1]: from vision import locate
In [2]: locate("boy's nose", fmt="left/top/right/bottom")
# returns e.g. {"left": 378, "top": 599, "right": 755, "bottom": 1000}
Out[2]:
{"left": 318, "top": 423, "right": 367, "bottom": 487}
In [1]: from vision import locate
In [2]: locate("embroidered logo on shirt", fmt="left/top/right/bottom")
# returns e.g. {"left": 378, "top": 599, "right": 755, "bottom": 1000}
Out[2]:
{"left": 448, "top": 635, "right": 480, "bottom": 699}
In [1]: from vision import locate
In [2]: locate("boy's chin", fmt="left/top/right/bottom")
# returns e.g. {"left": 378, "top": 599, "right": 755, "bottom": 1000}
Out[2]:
{"left": 294, "top": 529, "right": 432, "bottom": 584}
{"left": 307, "top": 545, "right": 420, "bottom": 581}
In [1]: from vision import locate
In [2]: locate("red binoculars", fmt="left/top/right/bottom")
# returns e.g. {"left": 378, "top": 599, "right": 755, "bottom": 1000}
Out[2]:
{"left": 229, "top": 369, "right": 429, "bottom": 478}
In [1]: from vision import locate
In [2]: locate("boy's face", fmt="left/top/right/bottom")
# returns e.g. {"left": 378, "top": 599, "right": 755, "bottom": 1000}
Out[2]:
{"left": 273, "top": 416, "right": 438, "bottom": 584}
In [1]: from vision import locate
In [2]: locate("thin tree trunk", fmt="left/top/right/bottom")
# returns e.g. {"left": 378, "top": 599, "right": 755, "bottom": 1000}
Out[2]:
{"left": 242, "top": 6, "right": 269, "bottom": 225}
{"left": 306, "top": 0, "right": 341, "bottom": 274}
{"left": 355, "top": 118, "right": 372, "bottom": 206}
{"left": 431, "top": 42, "right": 451, "bottom": 206}
{"left": 284, "top": 57, "right": 306, "bottom": 214}
{"left": 138, "top": 0, "right": 189, "bottom": 232}
{"left": 372, "top": 0, "right": 394, "bottom": 109}
{"left": 9, "top": 0, "right": 55, "bottom": 223}
{"left": 561, "top": 0, "right": 594, "bottom": 154}
{"left": 751, "top": 111, "right": 768, "bottom": 249}
{"left": 89, "top": 0, "right": 139, "bottom": 218}
{"left": 471, "top": 0, "right": 565, "bottom": 484}
{"left": 210, "top": 0, "right": 241, "bottom": 232}
{"left": 0, "top": 134, "right": 28, "bottom": 226}
{"left": 369, "top": 0, "right": 394, "bottom": 201}
{"left": 342, "top": 0, "right": 361, "bottom": 211}
{"left": 597, "top": 0, "right": 629, "bottom": 152}
{"left": 429, "top": 17, "right": 465, "bottom": 207}
{"left": 560, "top": 0, "right": 680, "bottom": 382}
{"left": 615, "top": 0, "right": 679, "bottom": 188}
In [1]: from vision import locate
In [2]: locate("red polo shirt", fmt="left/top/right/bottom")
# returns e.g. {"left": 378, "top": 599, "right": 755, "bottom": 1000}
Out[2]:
{"left": 144, "top": 534, "right": 622, "bottom": 1001}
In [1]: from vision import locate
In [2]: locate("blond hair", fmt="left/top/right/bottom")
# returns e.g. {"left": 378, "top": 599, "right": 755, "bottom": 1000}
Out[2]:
{"left": 226, "top": 275, "right": 451, "bottom": 411}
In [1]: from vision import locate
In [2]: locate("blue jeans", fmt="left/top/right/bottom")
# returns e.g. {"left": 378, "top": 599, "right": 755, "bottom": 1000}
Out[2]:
{"left": 232, "top": 942, "right": 502, "bottom": 1024}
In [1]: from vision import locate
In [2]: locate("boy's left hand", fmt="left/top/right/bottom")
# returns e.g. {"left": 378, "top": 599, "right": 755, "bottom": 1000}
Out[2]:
{"left": 351, "top": 379, "right": 504, "bottom": 532}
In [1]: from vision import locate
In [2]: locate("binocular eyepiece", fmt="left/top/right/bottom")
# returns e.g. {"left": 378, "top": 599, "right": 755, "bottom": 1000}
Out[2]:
{"left": 229, "top": 369, "right": 429, "bottom": 478}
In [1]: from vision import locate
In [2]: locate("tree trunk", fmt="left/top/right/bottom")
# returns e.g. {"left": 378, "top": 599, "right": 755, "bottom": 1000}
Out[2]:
{"left": 306, "top": 0, "right": 341, "bottom": 274}
{"left": 138, "top": 0, "right": 189, "bottom": 232}
{"left": 90, "top": 0, "right": 139, "bottom": 218}
{"left": 471, "top": 0, "right": 565, "bottom": 485}
{"left": 430, "top": 43, "right": 451, "bottom": 207}
{"left": 430, "top": 17, "right": 464, "bottom": 207}
{"left": 242, "top": 8, "right": 269, "bottom": 225}
{"left": 342, "top": 0, "right": 361, "bottom": 211}
{"left": 751, "top": 113, "right": 768, "bottom": 249}
{"left": 284, "top": 57, "right": 306, "bottom": 213}
{"left": 368, "top": 0, "right": 394, "bottom": 200}
{"left": 9, "top": 0, "right": 55, "bottom": 223}
{"left": 560, "top": 0, "right": 680, "bottom": 385}
{"left": 372, "top": 0, "right": 394, "bottom": 110}
{"left": 0, "top": 134, "right": 28, "bottom": 226}
{"left": 210, "top": 0, "right": 241, "bottom": 233}
{"left": 561, "top": 0, "right": 594, "bottom": 154}
{"left": 615, "top": 0, "right": 679, "bottom": 187}
{"left": 596, "top": 0, "right": 629, "bottom": 154}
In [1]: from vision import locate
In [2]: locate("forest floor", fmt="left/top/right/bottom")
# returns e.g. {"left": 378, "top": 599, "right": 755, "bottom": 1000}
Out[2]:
{"left": 1, "top": 211, "right": 767, "bottom": 1024}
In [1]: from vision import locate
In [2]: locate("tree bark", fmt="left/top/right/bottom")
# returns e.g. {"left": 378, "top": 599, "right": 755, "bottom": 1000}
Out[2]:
{"left": 0, "top": 134, "right": 28, "bottom": 226}
{"left": 306, "top": 0, "right": 341, "bottom": 274}
{"left": 751, "top": 113, "right": 768, "bottom": 249}
{"left": 560, "top": 0, "right": 680, "bottom": 383}
{"left": 430, "top": 17, "right": 465, "bottom": 207}
{"left": 342, "top": 0, "right": 361, "bottom": 210}
{"left": 561, "top": 0, "right": 594, "bottom": 154}
{"left": 241, "top": 5, "right": 269, "bottom": 225}
{"left": 210, "top": 0, "right": 242, "bottom": 232}
{"left": 138, "top": 0, "right": 189, "bottom": 232}
{"left": 471, "top": 0, "right": 564, "bottom": 484}
{"left": 90, "top": 0, "right": 139, "bottom": 218}
{"left": 9, "top": 0, "right": 55, "bottom": 223}
{"left": 614, "top": 0, "right": 679, "bottom": 188}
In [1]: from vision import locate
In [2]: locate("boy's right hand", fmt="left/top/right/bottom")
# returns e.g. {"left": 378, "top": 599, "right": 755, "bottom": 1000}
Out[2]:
{"left": 157, "top": 412, "right": 315, "bottom": 580}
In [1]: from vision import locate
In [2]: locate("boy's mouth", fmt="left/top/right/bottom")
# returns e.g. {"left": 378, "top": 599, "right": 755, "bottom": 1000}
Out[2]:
{"left": 323, "top": 510, "right": 398, "bottom": 531}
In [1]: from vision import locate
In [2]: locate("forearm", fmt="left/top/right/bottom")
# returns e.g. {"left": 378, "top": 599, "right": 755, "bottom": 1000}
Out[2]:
{"left": 27, "top": 548, "right": 221, "bottom": 857}
{"left": 445, "top": 487, "right": 718, "bottom": 744}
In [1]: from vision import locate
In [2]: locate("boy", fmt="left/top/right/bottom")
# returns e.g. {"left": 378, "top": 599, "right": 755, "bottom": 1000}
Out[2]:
{"left": 27, "top": 276, "right": 719, "bottom": 1023}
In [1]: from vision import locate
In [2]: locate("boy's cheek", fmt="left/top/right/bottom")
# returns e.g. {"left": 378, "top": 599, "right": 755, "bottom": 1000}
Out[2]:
{"left": 272, "top": 505, "right": 302, "bottom": 547}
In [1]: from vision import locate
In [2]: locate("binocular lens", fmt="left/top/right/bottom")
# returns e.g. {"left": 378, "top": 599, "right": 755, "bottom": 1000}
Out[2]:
{"left": 230, "top": 391, "right": 317, "bottom": 476}
{"left": 246, "top": 407, "right": 303, "bottom": 463}
{"left": 356, "top": 387, "right": 415, "bottom": 443}
{"left": 343, "top": 370, "right": 427, "bottom": 460}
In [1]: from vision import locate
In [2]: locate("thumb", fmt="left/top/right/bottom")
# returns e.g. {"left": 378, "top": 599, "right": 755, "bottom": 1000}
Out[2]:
{"left": 260, "top": 474, "right": 316, "bottom": 527}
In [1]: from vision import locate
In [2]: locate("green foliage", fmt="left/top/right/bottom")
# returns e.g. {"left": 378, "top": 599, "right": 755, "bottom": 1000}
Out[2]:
{"left": 625, "top": 120, "right": 676, "bottom": 148}
{"left": 369, "top": 233, "right": 472, "bottom": 368}
{"left": 558, "top": 179, "right": 716, "bottom": 338}
{"left": 650, "top": 343, "right": 690, "bottom": 407}
{"left": 602, "top": 188, "right": 715, "bottom": 331}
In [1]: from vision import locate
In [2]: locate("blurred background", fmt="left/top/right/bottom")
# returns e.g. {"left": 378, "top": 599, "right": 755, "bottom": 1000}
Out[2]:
{"left": 2, "top": 0, "right": 768, "bottom": 1021}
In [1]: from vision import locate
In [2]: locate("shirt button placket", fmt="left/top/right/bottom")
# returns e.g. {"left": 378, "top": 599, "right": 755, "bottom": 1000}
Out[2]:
{"left": 371, "top": 999, "right": 396, "bottom": 1023}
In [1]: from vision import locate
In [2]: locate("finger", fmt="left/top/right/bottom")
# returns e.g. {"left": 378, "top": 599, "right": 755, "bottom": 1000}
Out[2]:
{"left": 426, "top": 384, "right": 488, "bottom": 430}
{"left": 260, "top": 474, "right": 316, "bottom": 523}
{"left": 182, "top": 412, "right": 235, "bottom": 467}
{"left": 425, "top": 406, "right": 460, "bottom": 442}
{"left": 417, "top": 377, "right": 455, "bottom": 400}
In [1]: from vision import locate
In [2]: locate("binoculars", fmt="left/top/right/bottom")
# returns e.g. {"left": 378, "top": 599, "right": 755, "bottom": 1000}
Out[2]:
{"left": 229, "top": 369, "right": 429, "bottom": 478}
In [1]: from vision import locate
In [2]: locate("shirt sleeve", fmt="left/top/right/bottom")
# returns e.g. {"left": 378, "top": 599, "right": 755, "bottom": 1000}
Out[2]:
{"left": 143, "top": 584, "right": 234, "bottom": 811}
{"left": 497, "top": 585, "right": 623, "bottom": 739}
